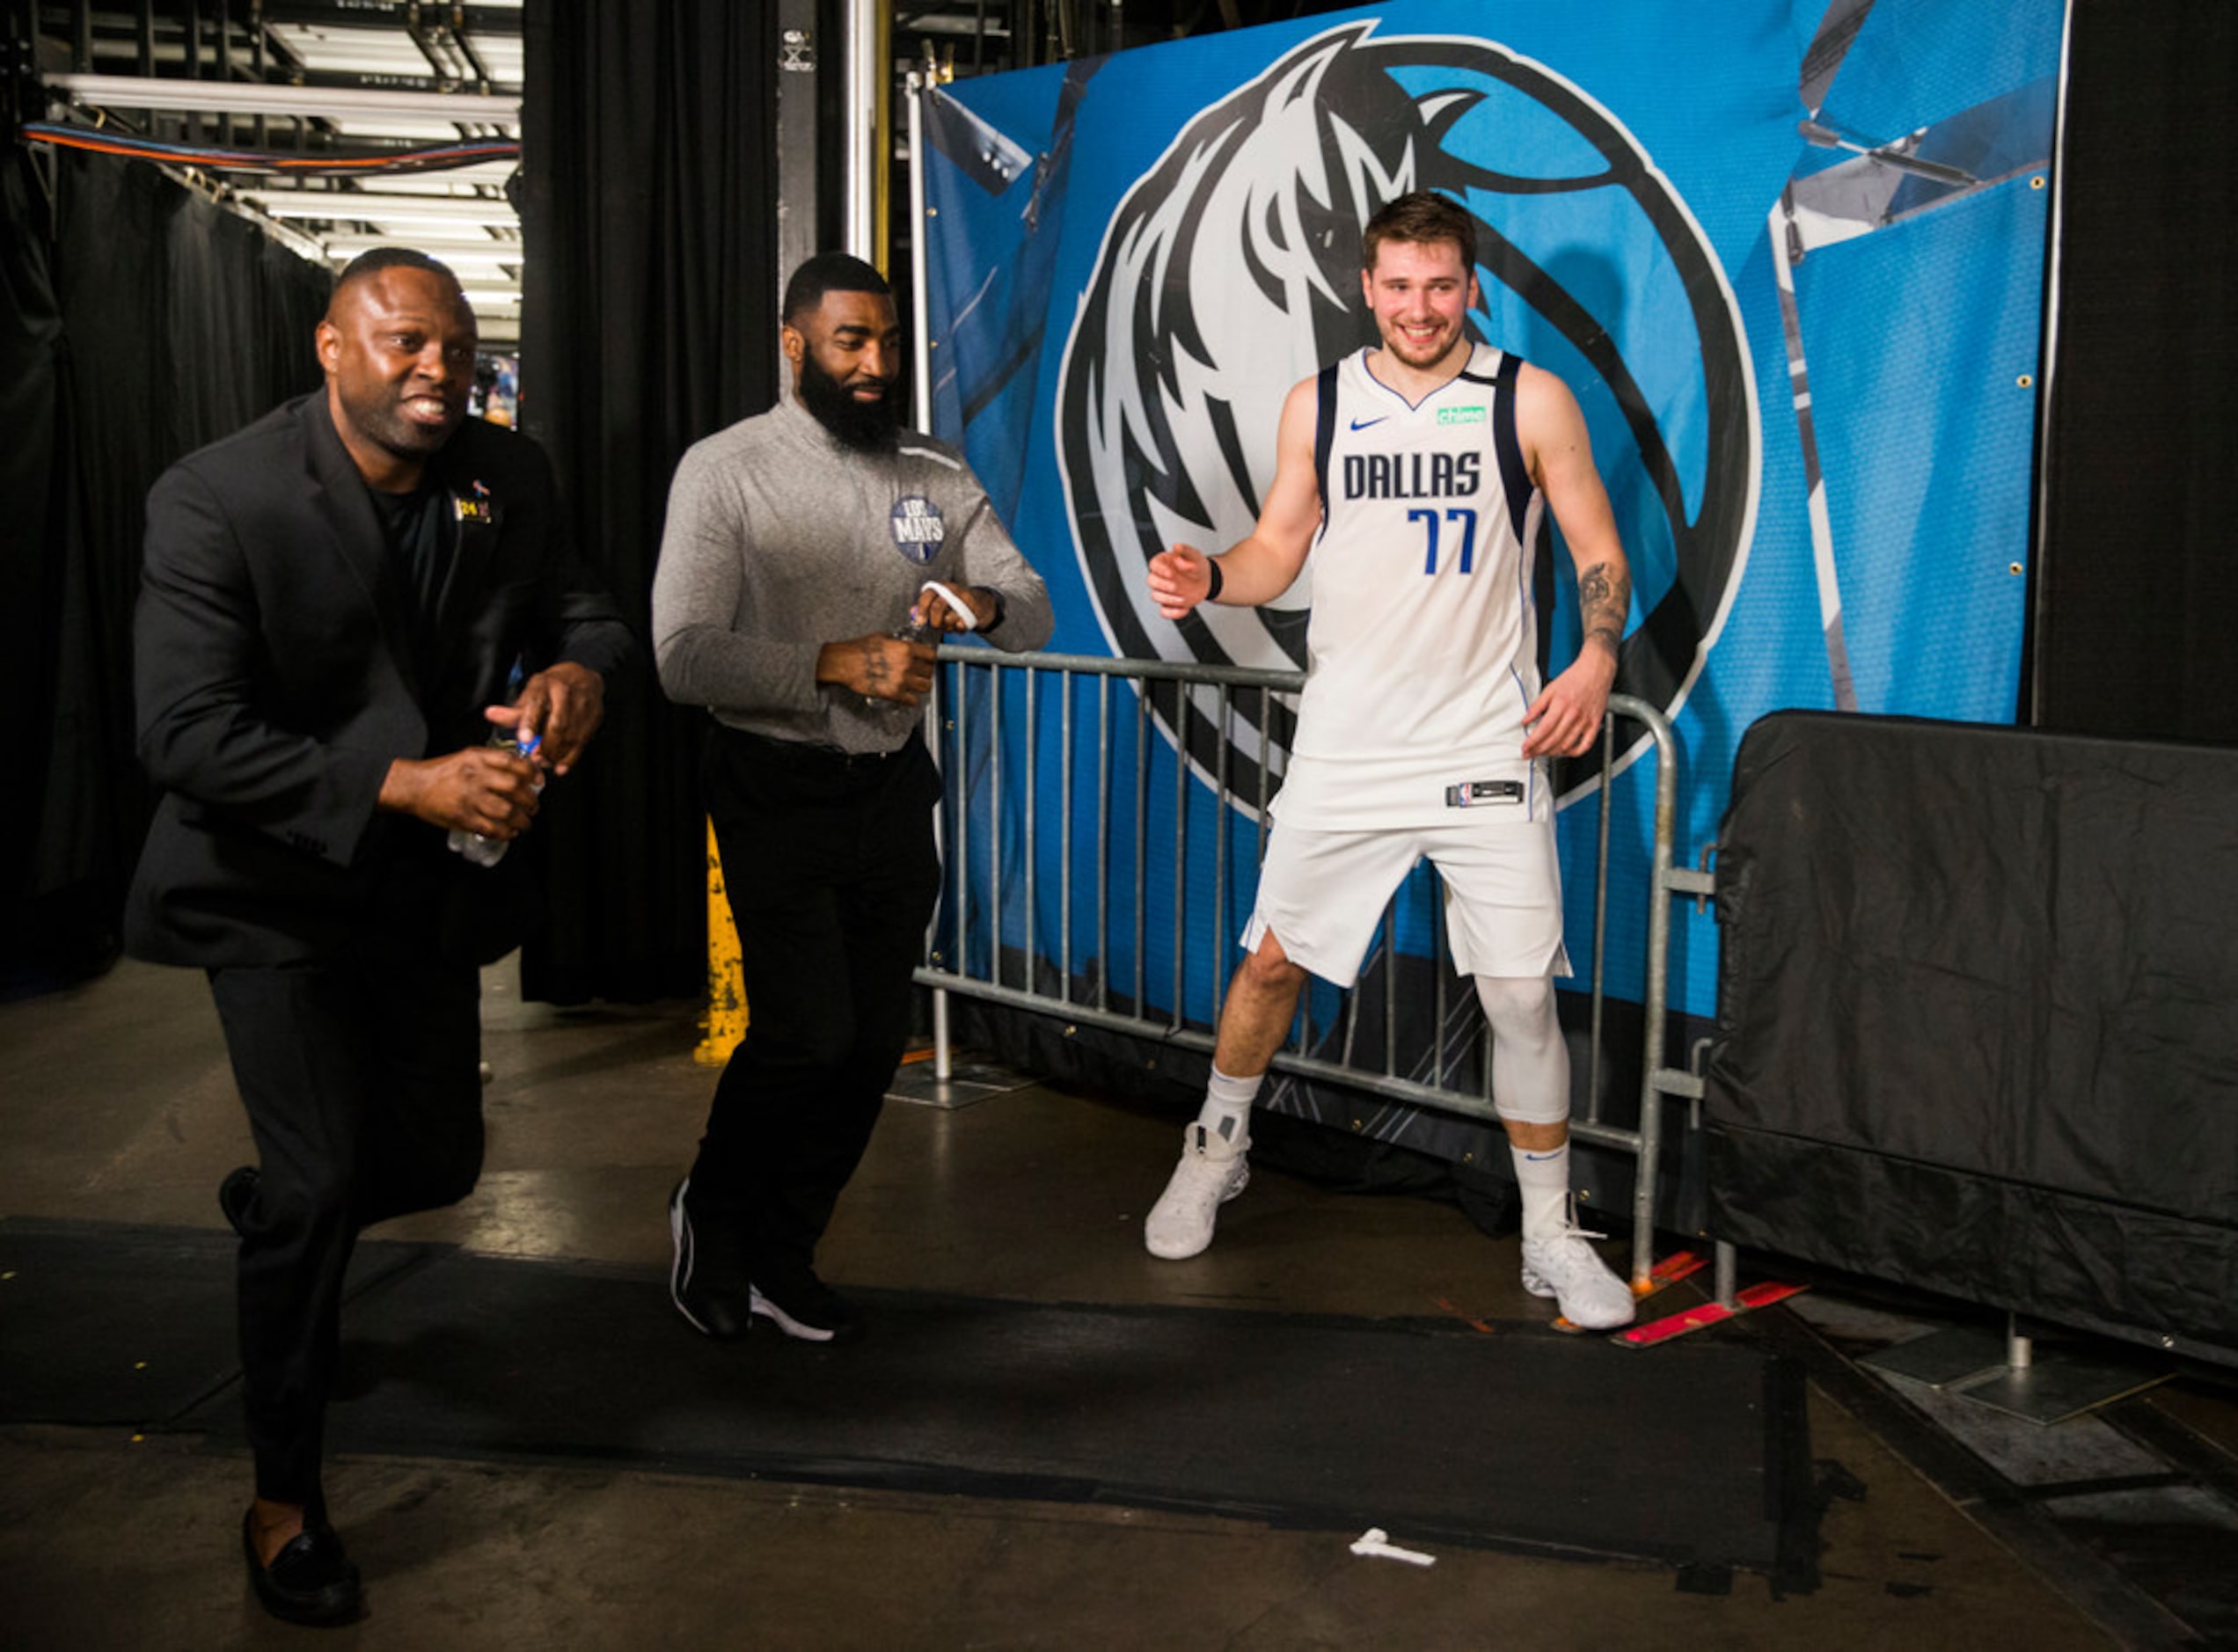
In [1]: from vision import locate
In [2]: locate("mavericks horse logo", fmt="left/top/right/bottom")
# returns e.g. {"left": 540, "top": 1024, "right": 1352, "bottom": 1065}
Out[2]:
{"left": 1056, "top": 21, "right": 1759, "bottom": 804}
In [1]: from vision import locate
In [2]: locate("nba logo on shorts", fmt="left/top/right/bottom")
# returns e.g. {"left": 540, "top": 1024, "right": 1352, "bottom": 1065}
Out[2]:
{"left": 890, "top": 496, "right": 947, "bottom": 563}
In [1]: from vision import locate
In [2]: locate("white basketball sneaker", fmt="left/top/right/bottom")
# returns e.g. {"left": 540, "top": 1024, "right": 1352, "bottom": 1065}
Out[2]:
{"left": 1143, "top": 1120, "right": 1250, "bottom": 1259}
{"left": 1519, "top": 1224, "right": 1637, "bottom": 1329}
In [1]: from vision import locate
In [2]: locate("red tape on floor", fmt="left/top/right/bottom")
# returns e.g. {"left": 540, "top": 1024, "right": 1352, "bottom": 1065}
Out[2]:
{"left": 1613, "top": 1280, "right": 1808, "bottom": 1349}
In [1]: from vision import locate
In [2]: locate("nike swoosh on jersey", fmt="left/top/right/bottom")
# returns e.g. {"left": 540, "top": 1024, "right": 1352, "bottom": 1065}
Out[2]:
{"left": 1349, "top": 416, "right": 1388, "bottom": 431}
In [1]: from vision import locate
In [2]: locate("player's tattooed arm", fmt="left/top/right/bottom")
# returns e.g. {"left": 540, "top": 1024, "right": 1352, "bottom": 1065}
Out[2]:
{"left": 1577, "top": 560, "right": 1630, "bottom": 662}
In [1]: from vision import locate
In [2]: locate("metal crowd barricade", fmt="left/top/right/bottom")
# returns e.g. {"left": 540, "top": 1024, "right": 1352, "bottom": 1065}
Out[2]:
{"left": 914, "top": 643, "right": 1693, "bottom": 1290}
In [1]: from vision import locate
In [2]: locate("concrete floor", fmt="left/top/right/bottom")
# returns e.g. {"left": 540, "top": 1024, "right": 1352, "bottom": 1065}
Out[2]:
{"left": 2, "top": 956, "right": 2229, "bottom": 1648}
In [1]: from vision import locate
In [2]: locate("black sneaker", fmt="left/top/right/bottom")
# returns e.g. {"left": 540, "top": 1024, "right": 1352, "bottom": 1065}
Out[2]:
{"left": 668, "top": 1177, "right": 753, "bottom": 1340}
{"left": 749, "top": 1268, "right": 863, "bottom": 1343}
{"left": 218, "top": 1166, "right": 260, "bottom": 1237}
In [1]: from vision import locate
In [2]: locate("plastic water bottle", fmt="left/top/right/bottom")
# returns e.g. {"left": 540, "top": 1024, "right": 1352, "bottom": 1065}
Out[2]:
{"left": 448, "top": 728, "right": 542, "bottom": 867}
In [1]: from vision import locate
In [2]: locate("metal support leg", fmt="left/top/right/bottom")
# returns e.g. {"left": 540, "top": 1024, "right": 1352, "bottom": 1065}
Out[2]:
{"left": 933, "top": 985, "right": 953, "bottom": 1082}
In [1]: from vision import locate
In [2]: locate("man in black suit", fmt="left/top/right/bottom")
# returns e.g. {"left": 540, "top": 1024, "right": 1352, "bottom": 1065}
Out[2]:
{"left": 125, "top": 248, "right": 632, "bottom": 1626}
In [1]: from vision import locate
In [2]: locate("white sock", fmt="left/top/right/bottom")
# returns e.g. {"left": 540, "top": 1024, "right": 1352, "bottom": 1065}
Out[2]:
{"left": 1510, "top": 1140, "right": 1571, "bottom": 1245}
{"left": 1197, "top": 1067, "right": 1260, "bottom": 1149}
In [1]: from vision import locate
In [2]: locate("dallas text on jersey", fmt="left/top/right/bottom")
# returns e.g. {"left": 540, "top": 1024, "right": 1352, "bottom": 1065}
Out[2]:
{"left": 1340, "top": 450, "right": 1482, "bottom": 501}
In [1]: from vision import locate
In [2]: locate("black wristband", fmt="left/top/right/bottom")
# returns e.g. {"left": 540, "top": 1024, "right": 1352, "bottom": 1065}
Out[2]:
{"left": 979, "top": 586, "right": 1006, "bottom": 630}
{"left": 1203, "top": 557, "right": 1225, "bottom": 602}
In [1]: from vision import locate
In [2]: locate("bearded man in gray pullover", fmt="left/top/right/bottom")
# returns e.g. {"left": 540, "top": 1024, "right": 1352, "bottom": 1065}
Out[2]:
{"left": 652, "top": 253, "right": 1052, "bottom": 1341}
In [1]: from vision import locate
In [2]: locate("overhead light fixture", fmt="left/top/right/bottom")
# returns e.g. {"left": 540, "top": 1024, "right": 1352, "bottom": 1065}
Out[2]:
{"left": 44, "top": 73, "right": 522, "bottom": 125}
{"left": 319, "top": 228, "right": 523, "bottom": 251}
{"left": 318, "top": 231, "right": 523, "bottom": 258}
{"left": 238, "top": 190, "right": 519, "bottom": 228}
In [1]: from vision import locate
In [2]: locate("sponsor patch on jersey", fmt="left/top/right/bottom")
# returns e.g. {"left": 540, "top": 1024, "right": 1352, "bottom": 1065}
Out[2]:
{"left": 890, "top": 495, "right": 947, "bottom": 563}
{"left": 1436, "top": 405, "right": 1488, "bottom": 427}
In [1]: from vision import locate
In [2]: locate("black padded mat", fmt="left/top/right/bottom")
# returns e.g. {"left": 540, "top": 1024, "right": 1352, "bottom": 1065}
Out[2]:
{"left": 0, "top": 1217, "right": 429, "bottom": 1425}
{"left": 0, "top": 1222, "right": 1810, "bottom": 1571}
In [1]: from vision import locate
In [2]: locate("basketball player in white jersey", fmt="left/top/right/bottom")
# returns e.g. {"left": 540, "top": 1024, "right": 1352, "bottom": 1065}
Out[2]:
{"left": 1141, "top": 191, "right": 1637, "bottom": 1329}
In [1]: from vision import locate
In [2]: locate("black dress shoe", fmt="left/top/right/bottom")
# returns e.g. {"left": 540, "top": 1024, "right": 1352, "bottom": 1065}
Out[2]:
{"left": 242, "top": 1510, "right": 362, "bottom": 1626}
{"left": 668, "top": 1178, "right": 754, "bottom": 1339}
{"left": 217, "top": 1166, "right": 260, "bottom": 1238}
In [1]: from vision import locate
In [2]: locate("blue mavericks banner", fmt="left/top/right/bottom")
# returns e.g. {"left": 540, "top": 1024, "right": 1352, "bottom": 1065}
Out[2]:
{"left": 920, "top": 1, "right": 2061, "bottom": 1053}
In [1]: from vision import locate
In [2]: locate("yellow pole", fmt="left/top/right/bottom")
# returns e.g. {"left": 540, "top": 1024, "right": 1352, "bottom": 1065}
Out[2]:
{"left": 696, "top": 815, "right": 748, "bottom": 1064}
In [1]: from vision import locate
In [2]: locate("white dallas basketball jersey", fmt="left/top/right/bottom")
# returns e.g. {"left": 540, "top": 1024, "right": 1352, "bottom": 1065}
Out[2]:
{"left": 1273, "top": 342, "right": 1549, "bottom": 830}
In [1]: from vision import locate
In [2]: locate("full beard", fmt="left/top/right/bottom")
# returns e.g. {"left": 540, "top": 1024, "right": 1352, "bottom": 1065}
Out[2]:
{"left": 798, "top": 355, "right": 903, "bottom": 452}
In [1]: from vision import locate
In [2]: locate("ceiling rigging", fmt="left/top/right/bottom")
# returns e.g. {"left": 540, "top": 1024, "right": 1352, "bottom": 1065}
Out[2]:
{"left": 20, "top": 1, "right": 525, "bottom": 341}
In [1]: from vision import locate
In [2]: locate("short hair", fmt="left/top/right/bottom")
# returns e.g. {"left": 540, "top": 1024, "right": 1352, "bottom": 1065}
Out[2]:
{"left": 1361, "top": 191, "right": 1477, "bottom": 276}
{"left": 332, "top": 246, "right": 461, "bottom": 299}
{"left": 782, "top": 252, "right": 892, "bottom": 325}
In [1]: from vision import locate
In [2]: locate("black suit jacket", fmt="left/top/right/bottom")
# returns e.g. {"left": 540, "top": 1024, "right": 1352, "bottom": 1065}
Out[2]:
{"left": 125, "top": 392, "right": 634, "bottom": 968}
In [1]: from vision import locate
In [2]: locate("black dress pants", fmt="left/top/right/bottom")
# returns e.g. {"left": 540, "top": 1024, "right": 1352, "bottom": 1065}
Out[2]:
{"left": 208, "top": 943, "right": 482, "bottom": 1509}
{"left": 691, "top": 726, "right": 943, "bottom": 1276}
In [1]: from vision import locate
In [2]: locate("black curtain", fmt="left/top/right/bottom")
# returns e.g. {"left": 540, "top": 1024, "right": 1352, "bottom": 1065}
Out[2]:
{"left": 1708, "top": 713, "right": 2238, "bottom": 1362}
{"left": 2033, "top": 1, "right": 2237, "bottom": 744}
{"left": 1, "top": 147, "right": 327, "bottom": 998}
{"left": 518, "top": 3, "right": 782, "bottom": 1005}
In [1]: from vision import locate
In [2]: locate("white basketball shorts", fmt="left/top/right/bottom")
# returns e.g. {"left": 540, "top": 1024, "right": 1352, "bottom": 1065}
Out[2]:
{"left": 1241, "top": 815, "right": 1572, "bottom": 989}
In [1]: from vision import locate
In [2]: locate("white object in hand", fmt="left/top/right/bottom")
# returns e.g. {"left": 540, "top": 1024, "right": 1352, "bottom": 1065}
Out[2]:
{"left": 917, "top": 579, "right": 976, "bottom": 632}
